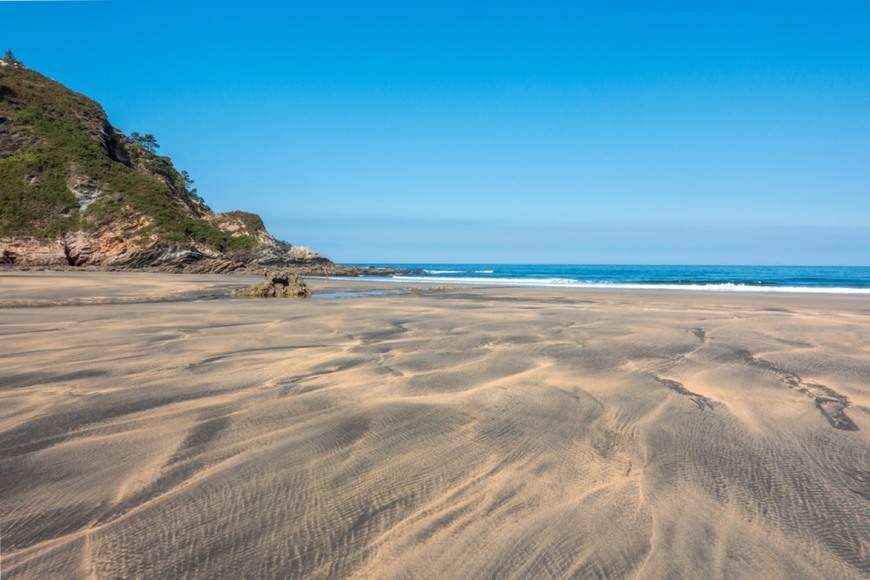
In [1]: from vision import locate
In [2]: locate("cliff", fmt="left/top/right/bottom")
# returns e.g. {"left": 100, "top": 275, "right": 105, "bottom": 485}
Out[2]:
{"left": 0, "top": 53, "right": 331, "bottom": 273}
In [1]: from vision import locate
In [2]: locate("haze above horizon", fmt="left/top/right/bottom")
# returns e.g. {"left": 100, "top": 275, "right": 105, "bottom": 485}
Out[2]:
{"left": 4, "top": 1, "right": 868, "bottom": 264}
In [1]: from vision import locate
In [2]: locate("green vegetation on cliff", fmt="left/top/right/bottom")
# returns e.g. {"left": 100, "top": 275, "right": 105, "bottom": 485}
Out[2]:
{"left": 0, "top": 55, "right": 257, "bottom": 253}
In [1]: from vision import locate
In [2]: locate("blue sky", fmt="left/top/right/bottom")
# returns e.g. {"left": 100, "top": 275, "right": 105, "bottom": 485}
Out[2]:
{"left": 3, "top": 0, "right": 869, "bottom": 264}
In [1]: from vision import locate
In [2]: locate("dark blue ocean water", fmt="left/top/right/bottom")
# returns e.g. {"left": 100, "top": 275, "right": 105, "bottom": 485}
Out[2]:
{"left": 342, "top": 264, "right": 870, "bottom": 294}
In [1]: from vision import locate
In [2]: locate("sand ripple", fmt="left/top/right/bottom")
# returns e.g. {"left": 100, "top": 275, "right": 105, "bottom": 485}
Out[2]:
{"left": 1, "top": 274, "right": 868, "bottom": 578}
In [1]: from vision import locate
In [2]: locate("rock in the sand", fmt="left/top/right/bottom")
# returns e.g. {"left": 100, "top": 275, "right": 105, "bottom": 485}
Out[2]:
{"left": 232, "top": 272, "right": 311, "bottom": 298}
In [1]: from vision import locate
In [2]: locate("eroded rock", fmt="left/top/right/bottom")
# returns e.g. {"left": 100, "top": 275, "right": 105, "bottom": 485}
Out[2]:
{"left": 232, "top": 272, "right": 311, "bottom": 298}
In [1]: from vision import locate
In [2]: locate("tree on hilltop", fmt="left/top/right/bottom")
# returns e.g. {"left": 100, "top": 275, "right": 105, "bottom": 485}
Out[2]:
{"left": 130, "top": 132, "right": 160, "bottom": 154}
{"left": 180, "top": 170, "right": 194, "bottom": 189}
{"left": 180, "top": 169, "right": 203, "bottom": 202}
{"left": 2, "top": 50, "right": 22, "bottom": 67}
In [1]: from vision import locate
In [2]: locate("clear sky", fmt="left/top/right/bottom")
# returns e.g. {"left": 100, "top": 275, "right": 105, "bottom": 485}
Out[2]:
{"left": 3, "top": 0, "right": 869, "bottom": 264}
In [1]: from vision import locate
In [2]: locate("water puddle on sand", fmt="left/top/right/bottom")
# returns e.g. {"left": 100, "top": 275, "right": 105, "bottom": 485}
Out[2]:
{"left": 311, "top": 289, "right": 413, "bottom": 300}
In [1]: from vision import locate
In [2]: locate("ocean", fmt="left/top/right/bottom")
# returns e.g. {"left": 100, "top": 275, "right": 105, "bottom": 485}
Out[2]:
{"left": 342, "top": 264, "right": 870, "bottom": 294}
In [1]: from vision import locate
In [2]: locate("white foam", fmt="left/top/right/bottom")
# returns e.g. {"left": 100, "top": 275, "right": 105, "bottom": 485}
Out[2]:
{"left": 376, "top": 275, "right": 870, "bottom": 294}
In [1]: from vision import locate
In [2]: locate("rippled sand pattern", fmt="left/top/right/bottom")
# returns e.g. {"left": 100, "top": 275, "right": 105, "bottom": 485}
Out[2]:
{"left": 1, "top": 273, "right": 868, "bottom": 578}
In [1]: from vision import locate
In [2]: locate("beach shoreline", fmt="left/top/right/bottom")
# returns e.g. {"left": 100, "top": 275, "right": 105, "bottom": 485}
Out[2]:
{"left": 1, "top": 271, "right": 868, "bottom": 578}
{"left": 3, "top": 268, "right": 870, "bottom": 307}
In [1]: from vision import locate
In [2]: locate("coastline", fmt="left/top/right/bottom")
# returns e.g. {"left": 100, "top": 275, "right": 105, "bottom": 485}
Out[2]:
{"left": 1, "top": 271, "right": 868, "bottom": 578}
{"left": 342, "top": 263, "right": 870, "bottom": 294}
{"left": 4, "top": 269, "right": 870, "bottom": 308}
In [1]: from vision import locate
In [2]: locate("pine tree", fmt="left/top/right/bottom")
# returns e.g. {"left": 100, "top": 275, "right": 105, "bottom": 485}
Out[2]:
{"left": 3, "top": 50, "right": 21, "bottom": 66}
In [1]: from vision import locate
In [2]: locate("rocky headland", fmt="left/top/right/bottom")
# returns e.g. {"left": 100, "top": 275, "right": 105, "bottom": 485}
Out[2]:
{"left": 0, "top": 53, "right": 396, "bottom": 277}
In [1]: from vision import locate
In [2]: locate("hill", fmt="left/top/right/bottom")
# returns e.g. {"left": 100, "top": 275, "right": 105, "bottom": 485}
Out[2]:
{"left": 0, "top": 52, "right": 329, "bottom": 273}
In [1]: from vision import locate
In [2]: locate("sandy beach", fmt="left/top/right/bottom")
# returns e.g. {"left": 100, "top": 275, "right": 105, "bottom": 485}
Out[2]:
{"left": 1, "top": 271, "right": 868, "bottom": 578}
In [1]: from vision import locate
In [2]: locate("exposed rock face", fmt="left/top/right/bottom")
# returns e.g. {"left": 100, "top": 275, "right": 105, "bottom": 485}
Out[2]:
{"left": 287, "top": 246, "right": 322, "bottom": 262}
{"left": 0, "top": 237, "right": 67, "bottom": 267}
{"left": 100, "top": 120, "right": 131, "bottom": 166}
{"left": 231, "top": 271, "right": 311, "bottom": 298}
{"left": 0, "top": 234, "right": 319, "bottom": 274}
{"left": 66, "top": 171, "right": 104, "bottom": 212}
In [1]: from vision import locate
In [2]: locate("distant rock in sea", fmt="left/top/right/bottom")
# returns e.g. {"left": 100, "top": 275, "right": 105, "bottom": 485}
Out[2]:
{"left": 0, "top": 52, "right": 331, "bottom": 274}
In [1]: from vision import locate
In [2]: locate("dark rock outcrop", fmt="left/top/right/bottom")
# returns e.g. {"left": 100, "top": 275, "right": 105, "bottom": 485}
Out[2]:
{"left": 232, "top": 271, "right": 311, "bottom": 298}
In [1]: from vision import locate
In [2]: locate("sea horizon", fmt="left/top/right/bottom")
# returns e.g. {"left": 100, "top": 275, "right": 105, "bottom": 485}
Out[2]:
{"left": 340, "top": 263, "right": 870, "bottom": 294}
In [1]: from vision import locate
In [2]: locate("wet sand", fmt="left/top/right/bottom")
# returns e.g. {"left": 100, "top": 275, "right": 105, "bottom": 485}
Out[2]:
{"left": 1, "top": 271, "right": 869, "bottom": 578}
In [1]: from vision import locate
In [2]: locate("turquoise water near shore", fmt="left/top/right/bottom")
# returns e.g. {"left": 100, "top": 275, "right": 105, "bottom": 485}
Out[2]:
{"left": 342, "top": 264, "right": 870, "bottom": 294}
